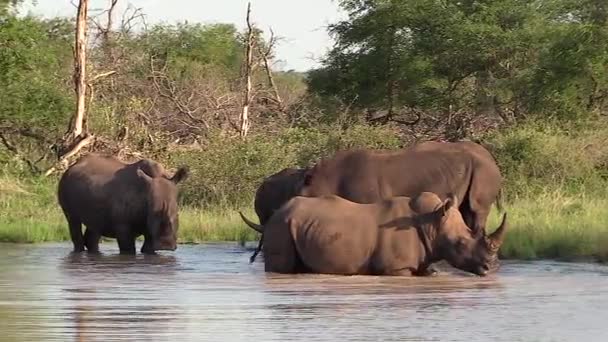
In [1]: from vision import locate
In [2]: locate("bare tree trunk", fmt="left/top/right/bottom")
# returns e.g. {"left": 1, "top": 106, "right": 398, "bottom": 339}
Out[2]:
{"left": 45, "top": 0, "right": 93, "bottom": 176}
{"left": 240, "top": 2, "right": 254, "bottom": 138}
{"left": 384, "top": 24, "right": 396, "bottom": 123}
{"left": 70, "top": 0, "right": 89, "bottom": 139}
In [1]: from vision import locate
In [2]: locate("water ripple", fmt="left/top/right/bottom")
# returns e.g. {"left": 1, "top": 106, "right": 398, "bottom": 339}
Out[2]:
{"left": 0, "top": 243, "right": 608, "bottom": 341}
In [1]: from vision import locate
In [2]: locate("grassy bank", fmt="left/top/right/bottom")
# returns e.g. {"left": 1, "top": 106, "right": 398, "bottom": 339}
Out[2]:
{"left": 2, "top": 174, "right": 608, "bottom": 261}
{"left": 1, "top": 122, "right": 608, "bottom": 261}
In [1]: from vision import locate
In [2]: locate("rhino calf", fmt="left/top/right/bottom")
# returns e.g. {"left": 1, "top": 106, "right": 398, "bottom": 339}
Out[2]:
{"left": 249, "top": 192, "right": 507, "bottom": 276}
{"left": 57, "top": 153, "right": 189, "bottom": 255}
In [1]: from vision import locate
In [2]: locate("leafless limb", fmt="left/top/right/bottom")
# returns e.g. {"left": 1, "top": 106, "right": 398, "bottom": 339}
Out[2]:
{"left": 120, "top": 5, "right": 146, "bottom": 35}
{"left": 240, "top": 2, "right": 254, "bottom": 137}
{"left": 258, "top": 27, "right": 284, "bottom": 112}
{"left": 89, "top": 70, "right": 117, "bottom": 83}
{"left": 44, "top": 135, "right": 95, "bottom": 176}
{"left": 149, "top": 56, "right": 211, "bottom": 131}
{"left": 67, "top": 0, "right": 89, "bottom": 140}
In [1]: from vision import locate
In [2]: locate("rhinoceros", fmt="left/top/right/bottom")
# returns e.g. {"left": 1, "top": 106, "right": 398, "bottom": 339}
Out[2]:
{"left": 57, "top": 153, "right": 189, "bottom": 254}
{"left": 299, "top": 141, "right": 503, "bottom": 235}
{"left": 239, "top": 167, "right": 308, "bottom": 262}
{"left": 241, "top": 141, "right": 504, "bottom": 272}
{"left": 245, "top": 192, "right": 507, "bottom": 276}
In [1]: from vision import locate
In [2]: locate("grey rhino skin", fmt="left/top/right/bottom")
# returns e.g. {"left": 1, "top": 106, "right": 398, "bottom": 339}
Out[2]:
{"left": 239, "top": 167, "right": 308, "bottom": 262}
{"left": 299, "top": 141, "right": 503, "bottom": 236}
{"left": 257, "top": 192, "right": 508, "bottom": 276}
{"left": 249, "top": 167, "right": 308, "bottom": 225}
{"left": 57, "top": 153, "right": 189, "bottom": 255}
{"left": 241, "top": 141, "right": 504, "bottom": 272}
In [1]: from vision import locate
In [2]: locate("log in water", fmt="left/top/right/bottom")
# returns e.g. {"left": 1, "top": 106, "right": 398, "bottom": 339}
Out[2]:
{"left": 1, "top": 243, "right": 607, "bottom": 341}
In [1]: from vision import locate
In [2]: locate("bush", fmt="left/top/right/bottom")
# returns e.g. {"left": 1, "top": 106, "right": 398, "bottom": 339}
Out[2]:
{"left": 485, "top": 120, "right": 608, "bottom": 199}
{"left": 168, "top": 124, "right": 403, "bottom": 207}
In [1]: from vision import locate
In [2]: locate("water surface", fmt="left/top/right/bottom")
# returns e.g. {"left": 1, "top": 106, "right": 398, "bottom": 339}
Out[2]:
{"left": 1, "top": 242, "right": 607, "bottom": 341}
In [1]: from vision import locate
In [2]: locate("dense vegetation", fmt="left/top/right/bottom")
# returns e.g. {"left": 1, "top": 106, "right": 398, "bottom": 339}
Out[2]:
{"left": 1, "top": 0, "right": 607, "bottom": 261}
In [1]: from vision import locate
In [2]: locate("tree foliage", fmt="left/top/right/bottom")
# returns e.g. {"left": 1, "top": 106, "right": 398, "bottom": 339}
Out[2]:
{"left": 0, "top": 16, "right": 73, "bottom": 128}
{"left": 308, "top": 0, "right": 608, "bottom": 121}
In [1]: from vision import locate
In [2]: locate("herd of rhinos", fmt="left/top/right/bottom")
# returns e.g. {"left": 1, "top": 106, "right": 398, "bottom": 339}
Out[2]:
{"left": 57, "top": 140, "right": 508, "bottom": 277}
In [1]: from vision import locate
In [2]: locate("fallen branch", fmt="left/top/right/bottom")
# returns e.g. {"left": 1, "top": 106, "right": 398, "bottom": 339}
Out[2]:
{"left": 44, "top": 134, "right": 95, "bottom": 176}
{"left": 89, "top": 70, "right": 117, "bottom": 83}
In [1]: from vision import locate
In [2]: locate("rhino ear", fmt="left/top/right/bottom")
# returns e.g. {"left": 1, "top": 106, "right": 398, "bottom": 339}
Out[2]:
{"left": 303, "top": 168, "right": 315, "bottom": 186}
{"left": 170, "top": 166, "right": 189, "bottom": 184}
{"left": 440, "top": 193, "right": 458, "bottom": 216}
{"left": 137, "top": 168, "right": 153, "bottom": 184}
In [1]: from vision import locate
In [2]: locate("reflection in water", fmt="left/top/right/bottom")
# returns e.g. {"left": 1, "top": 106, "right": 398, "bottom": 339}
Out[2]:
{"left": 1, "top": 242, "right": 608, "bottom": 341}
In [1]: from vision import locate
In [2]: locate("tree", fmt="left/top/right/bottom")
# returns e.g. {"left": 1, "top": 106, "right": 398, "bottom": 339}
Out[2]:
{"left": 308, "top": 0, "right": 608, "bottom": 124}
{"left": 0, "top": 0, "right": 23, "bottom": 17}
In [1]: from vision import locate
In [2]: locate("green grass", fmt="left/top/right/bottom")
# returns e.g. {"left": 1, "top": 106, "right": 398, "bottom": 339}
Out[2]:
{"left": 488, "top": 191, "right": 608, "bottom": 261}
{"left": 0, "top": 174, "right": 259, "bottom": 245}
{"left": 2, "top": 175, "right": 608, "bottom": 261}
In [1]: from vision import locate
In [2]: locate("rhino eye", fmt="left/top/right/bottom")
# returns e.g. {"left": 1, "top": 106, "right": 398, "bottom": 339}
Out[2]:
{"left": 455, "top": 239, "right": 466, "bottom": 251}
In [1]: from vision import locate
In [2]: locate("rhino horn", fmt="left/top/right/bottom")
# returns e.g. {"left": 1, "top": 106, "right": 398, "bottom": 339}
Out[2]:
{"left": 487, "top": 213, "right": 508, "bottom": 251}
{"left": 239, "top": 211, "right": 263, "bottom": 233}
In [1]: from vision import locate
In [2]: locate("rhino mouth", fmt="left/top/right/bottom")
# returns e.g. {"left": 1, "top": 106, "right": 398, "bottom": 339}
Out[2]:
{"left": 155, "top": 237, "right": 177, "bottom": 251}
{"left": 471, "top": 264, "right": 491, "bottom": 277}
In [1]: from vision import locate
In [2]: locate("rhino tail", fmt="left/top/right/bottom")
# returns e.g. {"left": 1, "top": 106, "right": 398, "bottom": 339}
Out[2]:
{"left": 239, "top": 211, "right": 263, "bottom": 233}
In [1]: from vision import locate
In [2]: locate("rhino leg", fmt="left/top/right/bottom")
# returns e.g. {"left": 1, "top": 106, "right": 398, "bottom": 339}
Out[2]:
{"left": 474, "top": 211, "right": 490, "bottom": 235}
{"left": 84, "top": 228, "right": 101, "bottom": 253}
{"left": 67, "top": 216, "right": 85, "bottom": 253}
{"left": 263, "top": 223, "right": 298, "bottom": 274}
{"left": 460, "top": 200, "right": 490, "bottom": 235}
{"left": 250, "top": 234, "right": 264, "bottom": 263}
{"left": 116, "top": 227, "right": 136, "bottom": 255}
{"left": 414, "top": 265, "right": 439, "bottom": 277}
{"left": 141, "top": 234, "right": 156, "bottom": 255}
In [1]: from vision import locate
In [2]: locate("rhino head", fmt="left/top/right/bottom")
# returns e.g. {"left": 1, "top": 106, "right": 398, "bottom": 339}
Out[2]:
{"left": 413, "top": 192, "right": 508, "bottom": 276}
{"left": 137, "top": 166, "right": 189, "bottom": 252}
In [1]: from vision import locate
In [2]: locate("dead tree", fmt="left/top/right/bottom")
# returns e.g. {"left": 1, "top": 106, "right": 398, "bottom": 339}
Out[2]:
{"left": 258, "top": 28, "right": 284, "bottom": 112}
{"left": 70, "top": 0, "right": 89, "bottom": 140}
{"left": 240, "top": 2, "right": 254, "bottom": 138}
{"left": 45, "top": 0, "right": 93, "bottom": 176}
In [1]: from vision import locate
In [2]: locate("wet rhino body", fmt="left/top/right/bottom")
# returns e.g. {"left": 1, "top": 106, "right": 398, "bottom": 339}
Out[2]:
{"left": 253, "top": 192, "right": 508, "bottom": 276}
{"left": 57, "top": 153, "right": 189, "bottom": 255}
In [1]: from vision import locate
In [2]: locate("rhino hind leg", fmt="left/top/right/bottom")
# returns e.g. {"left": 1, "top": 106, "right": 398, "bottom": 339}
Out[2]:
{"left": 84, "top": 228, "right": 101, "bottom": 253}
{"left": 67, "top": 216, "right": 85, "bottom": 253}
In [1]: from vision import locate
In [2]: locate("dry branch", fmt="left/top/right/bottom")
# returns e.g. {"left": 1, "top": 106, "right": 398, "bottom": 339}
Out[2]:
{"left": 258, "top": 28, "right": 284, "bottom": 111}
{"left": 44, "top": 135, "right": 95, "bottom": 176}
{"left": 239, "top": 2, "right": 254, "bottom": 138}
{"left": 45, "top": 0, "right": 92, "bottom": 176}
{"left": 68, "top": 0, "right": 89, "bottom": 140}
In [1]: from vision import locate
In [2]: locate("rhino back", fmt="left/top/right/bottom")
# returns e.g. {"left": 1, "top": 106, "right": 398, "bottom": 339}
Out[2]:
{"left": 58, "top": 155, "right": 148, "bottom": 229}
{"left": 286, "top": 196, "right": 379, "bottom": 275}
{"left": 303, "top": 148, "right": 474, "bottom": 205}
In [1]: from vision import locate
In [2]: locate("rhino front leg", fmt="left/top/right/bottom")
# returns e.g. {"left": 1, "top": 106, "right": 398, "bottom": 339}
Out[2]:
{"left": 116, "top": 227, "right": 136, "bottom": 255}
{"left": 84, "top": 228, "right": 101, "bottom": 254}
{"left": 141, "top": 234, "right": 157, "bottom": 255}
{"left": 414, "top": 264, "right": 439, "bottom": 277}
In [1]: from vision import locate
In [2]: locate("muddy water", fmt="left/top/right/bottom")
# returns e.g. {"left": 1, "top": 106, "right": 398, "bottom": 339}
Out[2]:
{"left": 1, "top": 243, "right": 608, "bottom": 342}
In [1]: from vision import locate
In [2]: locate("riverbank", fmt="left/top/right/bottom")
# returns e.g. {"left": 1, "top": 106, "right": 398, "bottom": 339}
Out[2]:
{"left": 2, "top": 122, "right": 608, "bottom": 261}
{"left": 2, "top": 177, "right": 607, "bottom": 261}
